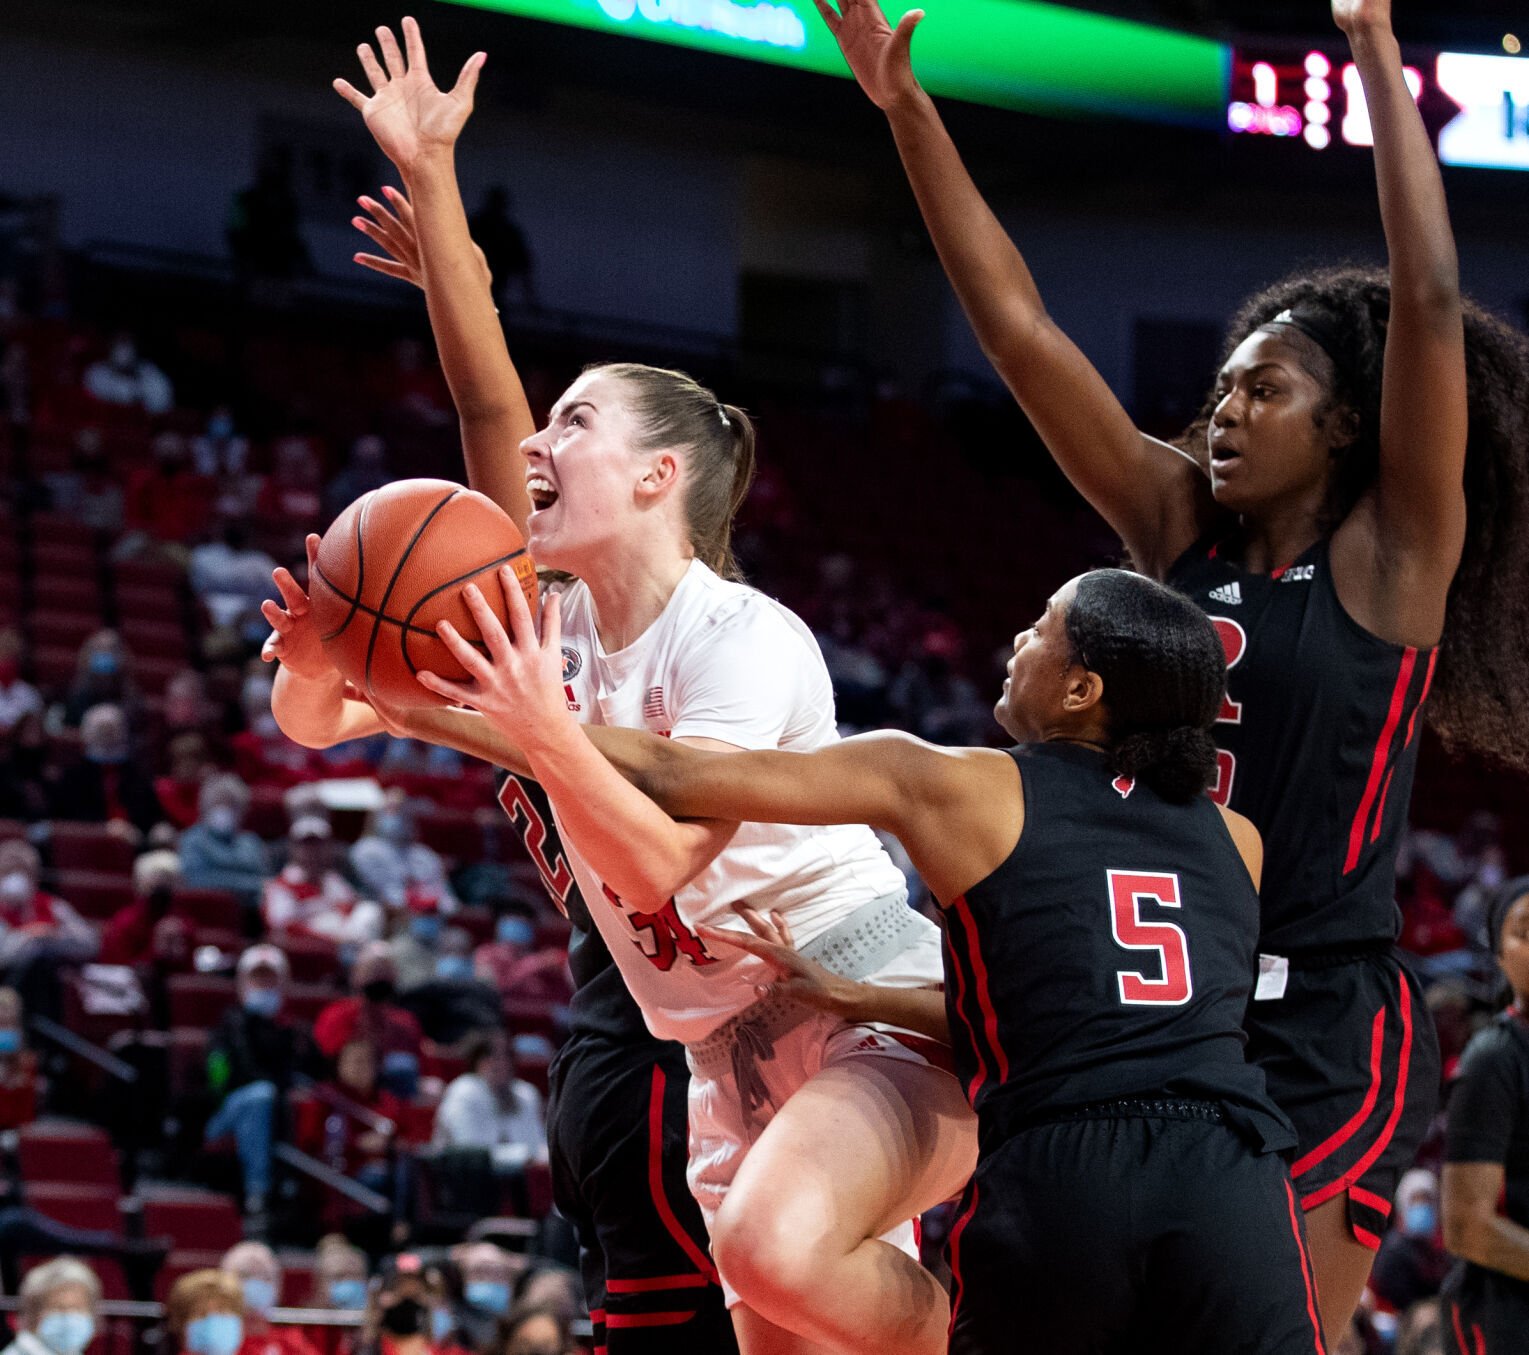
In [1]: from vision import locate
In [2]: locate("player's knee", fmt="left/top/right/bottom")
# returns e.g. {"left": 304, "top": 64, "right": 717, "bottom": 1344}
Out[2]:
{"left": 710, "top": 1190, "right": 823, "bottom": 1311}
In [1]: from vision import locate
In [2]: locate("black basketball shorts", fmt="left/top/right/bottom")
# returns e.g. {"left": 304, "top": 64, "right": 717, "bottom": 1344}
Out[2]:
{"left": 1246, "top": 948, "right": 1441, "bottom": 1249}
{"left": 947, "top": 1108, "right": 1328, "bottom": 1355}
{"left": 546, "top": 1035, "right": 737, "bottom": 1355}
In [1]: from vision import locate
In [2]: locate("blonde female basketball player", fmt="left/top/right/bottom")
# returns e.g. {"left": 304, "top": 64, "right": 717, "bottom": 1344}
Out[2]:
{"left": 272, "top": 20, "right": 975, "bottom": 1355}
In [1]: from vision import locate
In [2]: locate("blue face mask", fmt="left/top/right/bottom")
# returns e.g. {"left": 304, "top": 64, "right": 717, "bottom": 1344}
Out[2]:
{"left": 430, "top": 1308, "right": 454, "bottom": 1343}
{"left": 38, "top": 1312, "right": 95, "bottom": 1355}
{"left": 435, "top": 956, "right": 472, "bottom": 983}
{"left": 88, "top": 652, "right": 120, "bottom": 678}
{"left": 242, "top": 989, "right": 282, "bottom": 1019}
{"left": 327, "top": 1279, "right": 367, "bottom": 1311}
{"left": 496, "top": 916, "right": 535, "bottom": 948}
{"left": 380, "top": 1051, "right": 420, "bottom": 1100}
{"left": 410, "top": 915, "right": 442, "bottom": 946}
{"left": 185, "top": 1313, "right": 243, "bottom": 1355}
{"left": 0, "top": 1028, "right": 21, "bottom": 1055}
{"left": 463, "top": 1281, "right": 511, "bottom": 1316}
{"left": 1403, "top": 1202, "right": 1437, "bottom": 1238}
{"left": 241, "top": 1278, "right": 278, "bottom": 1317}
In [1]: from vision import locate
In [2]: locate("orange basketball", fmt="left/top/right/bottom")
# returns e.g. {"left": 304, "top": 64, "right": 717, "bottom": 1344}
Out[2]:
{"left": 309, "top": 479, "right": 538, "bottom": 708}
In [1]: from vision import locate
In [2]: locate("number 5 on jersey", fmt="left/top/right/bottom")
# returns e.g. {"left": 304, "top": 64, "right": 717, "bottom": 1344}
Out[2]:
{"left": 1107, "top": 870, "right": 1193, "bottom": 1007}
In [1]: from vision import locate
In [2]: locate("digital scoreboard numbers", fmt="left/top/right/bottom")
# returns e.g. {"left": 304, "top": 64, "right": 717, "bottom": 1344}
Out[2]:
{"left": 1230, "top": 46, "right": 1529, "bottom": 172}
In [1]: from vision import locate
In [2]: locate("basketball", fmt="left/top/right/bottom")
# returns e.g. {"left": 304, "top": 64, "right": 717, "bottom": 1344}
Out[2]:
{"left": 309, "top": 478, "right": 538, "bottom": 708}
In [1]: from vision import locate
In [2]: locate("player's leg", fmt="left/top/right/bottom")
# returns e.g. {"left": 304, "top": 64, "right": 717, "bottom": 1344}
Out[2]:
{"left": 1303, "top": 1196, "right": 1383, "bottom": 1347}
{"left": 708, "top": 1053, "right": 977, "bottom": 1355}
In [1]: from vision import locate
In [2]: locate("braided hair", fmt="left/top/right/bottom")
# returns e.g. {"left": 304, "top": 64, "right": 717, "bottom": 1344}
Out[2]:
{"left": 1064, "top": 570, "right": 1226, "bottom": 803}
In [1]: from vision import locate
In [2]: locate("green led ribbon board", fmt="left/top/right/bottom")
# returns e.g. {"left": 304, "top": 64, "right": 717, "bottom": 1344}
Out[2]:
{"left": 440, "top": 0, "right": 1230, "bottom": 126}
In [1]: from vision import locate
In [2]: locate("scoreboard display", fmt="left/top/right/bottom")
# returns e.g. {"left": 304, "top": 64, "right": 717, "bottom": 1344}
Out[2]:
{"left": 1229, "top": 45, "right": 1529, "bottom": 172}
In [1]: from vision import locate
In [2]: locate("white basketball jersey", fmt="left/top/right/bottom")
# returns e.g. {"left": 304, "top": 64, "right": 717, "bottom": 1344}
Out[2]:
{"left": 549, "top": 560, "right": 912, "bottom": 1044}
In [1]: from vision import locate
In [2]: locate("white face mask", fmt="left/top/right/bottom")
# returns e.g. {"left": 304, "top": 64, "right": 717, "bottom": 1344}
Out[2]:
{"left": 205, "top": 806, "right": 239, "bottom": 835}
{"left": 0, "top": 870, "right": 32, "bottom": 902}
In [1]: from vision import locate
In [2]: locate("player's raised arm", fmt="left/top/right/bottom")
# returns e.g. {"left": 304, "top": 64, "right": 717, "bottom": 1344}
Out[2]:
{"left": 816, "top": 0, "right": 1209, "bottom": 576}
{"left": 1328, "top": 0, "right": 1467, "bottom": 640}
{"left": 335, "top": 17, "right": 534, "bottom": 532}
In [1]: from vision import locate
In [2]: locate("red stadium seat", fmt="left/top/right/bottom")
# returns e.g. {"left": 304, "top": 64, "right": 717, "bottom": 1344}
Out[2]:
{"left": 0, "top": 820, "right": 27, "bottom": 843}
{"left": 133, "top": 656, "right": 185, "bottom": 697}
{"left": 32, "top": 644, "right": 82, "bottom": 691}
{"left": 29, "top": 542, "right": 97, "bottom": 576}
{"left": 277, "top": 935, "right": 341, "bottom": 986}
{"left": 25, "top": 1182, "right": 122, "bottom": 1234}
{"left": 165, "top": 1027, "right": 211, "bottom": 1102}
{"left": 137, "top": 1186, "right": 243, "bottom": 1252}
{"left": 414, "top": 808, "right": 482, "bottom": 862}
{"left": 171, "top": 887, "right": 243, "bottom": 932}
{"left": 277, "top": 1251, "right": 319, "bottom": 1307}
{"left": 123, "top": 622, "right": 189, "bottom": 663}
{"left": 502, "top": 999, "right": 558, "bottom": 1042}
{"left": 29, "top": 513, "right": 101, "bottom": 550}
{"left": 153, "top": 1249, "right": 227, "bottom": 1303}
{"left": 283, "top": 983, "right": 338, "bottom": 1026}
{"left": 18, "top": 1120, "right": 121, "bottom": 1189}
{"left": 453, "top": 906, "right": 494, "bottom": 946}
{"left": 28, "top": 610, "right": 104, "bottom": 650}
{"left": 48, "top": 820, "right": 136, "bottom": 874}
{"left": 167, "top": 974, "right": 237, "bottom": 1030}
{"left": 114, "top": 585, "right": 184, "bottom": 623}
{"left": 31, "top": 574, "right": 106, "bottom": 616}
{"left": 52, "top": 869, "right": 135, "bottom": 920}
{"left": 113, "top": 557, "right": 186, "bottom": 592}
{"left": 17, "top": 1255, "right": 131, "bottom": 1302}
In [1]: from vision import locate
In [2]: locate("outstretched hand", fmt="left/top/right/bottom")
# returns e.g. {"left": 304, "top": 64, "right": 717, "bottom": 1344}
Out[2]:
{"left": 261, "top": 535, "right": 340, "bottom": 682}
{"left": 351, "top": 184, "right": 494, "bottom": 294}
{"left": 333, "top": 15, "right": 485, "bottom": 175}
{"left": 813, "top": 0, "right": 925, "bottom": 111}
{"left": 416, "top": 568, "right": 566, "bottom": 745}
{"left": 696, "top": 906, "right": 865, "bottom": 1017}
{"left": 1331, "top": 0, "right": 1392, "bottom": 35}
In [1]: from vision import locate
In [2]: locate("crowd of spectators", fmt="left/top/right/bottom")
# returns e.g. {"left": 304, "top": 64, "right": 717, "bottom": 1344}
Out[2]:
{"left": 0, "top": 254, "right": 1523, "bottom": 1355}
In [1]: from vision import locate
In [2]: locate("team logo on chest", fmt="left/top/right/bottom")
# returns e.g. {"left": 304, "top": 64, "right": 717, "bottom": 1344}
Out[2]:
{"left": 1112, "top": 775, "right": 1136, "bottom": 800}
{"left": 561, "top": 647, "right": 584, "bottom": 712}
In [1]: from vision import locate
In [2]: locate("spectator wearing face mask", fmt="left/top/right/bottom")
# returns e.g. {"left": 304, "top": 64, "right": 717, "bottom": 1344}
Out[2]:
{"left": 221, "top": 1241, "right": 321, "bottom": 1355}
{"left": 191, "top": 523, "right": 280, "bottom": 644}
{"left": 0, "top": 1256, "right": 102, "bottom": 1355}
{"left": 397, "top": 928, "right": 501, "bottom": 1047}
{"left": 0, "top": 987, "right": 38, "bottom": 1131}
{"left": 351, "top": 804, "right": 459, "bottom": 914}
{"left": 314, "top": 945, "right": 424, "bottom": 1099}
{"left": 355, "top": 1257, "right": 464, "bottom": 1355}
{"left": 0, "top": 840, "right": 97, "bottom": 1022}
{"left": 53, "top": 630, "right": 142, "bottom": 733}
{"left": 1371, "top": 1169, "right": 1451, "bottom": 1319}
{"left": 472, "top": 906, "right": 571, "bottom": 1007}
{"left": 101, "top": 849, "right": 182, "bottom": 967}
{"left": 166, "top": 1270, "right": 245, "bottom": 1355}
{"left": 309, "top": 1234, "right": 370, "bottom": 1312}
{"left": 178, "top": 774, "right": 269, "bottom": 912}
{"left": 205, "top": 945, "right": 323, "bottom": 1224}
{"left": 50, "top": 702, "right": 162, "bottom": 838}
{"left": 446, "top": 1243, "right": 527, "bottom": 1351}
{"left": 390, "top": 898, "right": 447, "bottom": 995}
{"left": 82, "top": 332, "right": 173, "bottom": 414}
{"left": 42, "top": 428, "right": 124, "bottom": 536}
{"left": 263, "top": 817, "right": 382, "bottom": 947}
{"left": 433, "top": 1031, "right": 546, "bottom": 1178}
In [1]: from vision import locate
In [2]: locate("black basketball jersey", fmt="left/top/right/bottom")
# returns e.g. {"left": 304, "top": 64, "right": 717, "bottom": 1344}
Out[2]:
{"left": 1447, "top": 1007, "right": 1529, "bottom": 1246}
{"left": 943, "top": 742, "right": 1295, "bottom": 1153}
{"left": 495, "top": 772, "right": 650, "bottom": 1044}
{"left": 1169, "top": 535, "right": 1436, "bottom": 952}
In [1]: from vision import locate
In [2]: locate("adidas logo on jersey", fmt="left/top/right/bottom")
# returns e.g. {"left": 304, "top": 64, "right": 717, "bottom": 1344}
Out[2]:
{"left": 1208, "top": 582, "right": 1242, "bottom": 605}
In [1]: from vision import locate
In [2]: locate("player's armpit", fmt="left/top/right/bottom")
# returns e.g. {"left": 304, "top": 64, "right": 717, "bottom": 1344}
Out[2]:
{"left": 1215, "top": 803, "right": 1264, "bottom": 890}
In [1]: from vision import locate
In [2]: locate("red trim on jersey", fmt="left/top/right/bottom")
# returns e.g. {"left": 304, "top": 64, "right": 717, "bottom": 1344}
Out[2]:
{"left": 1404, "top": 649, "right": 1440, "bottom": 750}
{"left": 1345, "top": 647, "right": 1418, "bottom": 874}
{"left": 1301, "top": 973, "right": 1416, "bottom": 1213}
{"left": 606, "top": 1274, "right": 711, "bottom": 1294}
{"left": 1352, "top": 1223, "right": 1383, "bottom": 1251}
{"left": 1284, "top": 1178, "right": 1330, "bottom": 1355}
{"left": 1474, "top": 1322, "right": 1486, "bottom": 1355}
{"left": 1291, "top": 1006, "right": 1386, "bottom": 1179}
{"left": 946, "top": 1185, "right": 980, "bottom": 1339}
{"left": 951, "top": 895, "right": 1010, "bottom": 1084}
{"left": 604, "top": 1312, "right": 698, "bottom": 1329}
{"left": 646, "top": 1068, "right": 720, "bottom": 1284}
{"left": 945, "top": 906, "right": 990, "bottom": 1105}
{"left": 1349, "top": 1184, "right": 1393, "bottom": 1218}
{"left": 1451, "top": 1302, "right": 1469, "bottom": 1355}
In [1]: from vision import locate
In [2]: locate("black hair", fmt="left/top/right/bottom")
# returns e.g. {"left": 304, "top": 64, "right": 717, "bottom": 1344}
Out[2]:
{"left": 461, "top": 1028, "right": 509, "bottom": 1071}
{"left": 1177, "top": 266, "right": 1529, "bottom": 770}
{"left": 1064, "top": 570, "right": 1226, "bottom": 804}
{"left": 1486, "top": 875, "right": 1529, "bottom": 957}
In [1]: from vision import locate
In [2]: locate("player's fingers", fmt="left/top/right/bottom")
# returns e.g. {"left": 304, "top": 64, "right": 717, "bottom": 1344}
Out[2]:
{"left": 416, "top": 670, "right": 476, "bottom": 705}
{"left": 452, "top": 51, "right": 486, "bottom": 105}
{"left": 260, "top": 598, "right": 292, "bottom": 631}
{"left": 497, "top": 564, "right": 537, "bottom": 651}
{"left": 306, "top": 533, "right": 321, "bottom": 574}
{"left": 260, "top": 632, "right": 283, "bottom": 663}
{"left": 438, "top": 615, "right": 501, "bottom": 686}
{"left": 770, "top": 908, "right": 797, "bottom": 950}
{"left": 733, "top": 903, "right": 782, "bottom": 944}
{"left": 401, "top": 14, "right": 432, "bottom": 77}
{"left": 460, "top": 583, "right": 515, "bottom": 667}
{"left": 891, "top": 8, "right": 924, "bottom": 54}
{"left": 694, "top": 924, "right": 787, "bottom": 970}
{"left": 382, "top": 184, "right": 416, "bottom": 228}
{"left": 333, "top": 77, "right": 370, "bottom": 111}
{"left": 810, "top": 0, "right": 843, "bottom": 34}
{"left": 538, "top": 587, "right": 561, "bottom": 654}
{"left": 375, "top": 26, "right": 407, "bottom": 80}
{"left": 356, "top": 42, "right": 389, "bottom": 93}
{"left": 357, "top": 194, "right": 404, "bottom": 232}
{"left": 354, "top": 254, "right": 416, "bottom": 284}
{"left": 272, "top": 566, "right": 309, "bottom": 615}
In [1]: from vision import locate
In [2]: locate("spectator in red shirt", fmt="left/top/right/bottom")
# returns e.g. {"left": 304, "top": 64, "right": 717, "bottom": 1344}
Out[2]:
{"left": 473, "top": 906, "right": 571, "bottom": 1007}
{"left": 0, "top": 839, "right": 98, "bottom": 1022}
{"left": 263, "top": 817, "right": 382, "bottom": 947}
{"left": 120, "top": 431, "right": 213, "bottom": 556}
{"left": 155, "top": 733, "right": 214, "bottom": 831}
{"left": 221, "top": 1242, "right": 321, "bottom": 1355}
{"left": 314, "top": 944, "right": 425, "bottom": 1098}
